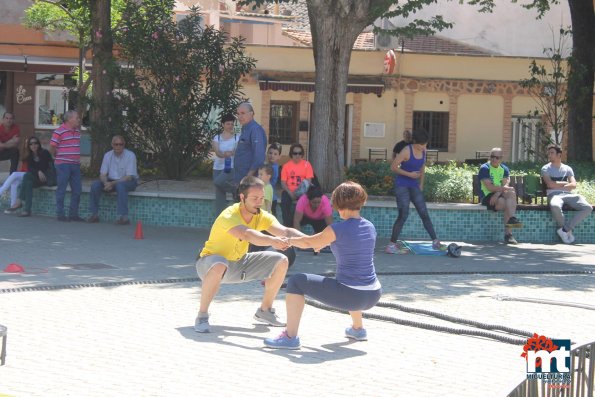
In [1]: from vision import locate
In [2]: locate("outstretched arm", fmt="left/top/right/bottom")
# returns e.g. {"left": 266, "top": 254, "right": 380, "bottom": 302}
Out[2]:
{"left": 288, "top": 226, "right": 336, "bottom": 252}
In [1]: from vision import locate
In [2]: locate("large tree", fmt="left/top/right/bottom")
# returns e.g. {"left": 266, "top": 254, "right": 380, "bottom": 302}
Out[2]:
{"left": 247, "top": 0, "right": 456, "bottom": 190}
{"left": 23, "top": 0, "right": 125, "bottom": 170}
{"left": 248, "top": 0, "right": 593, "bottom": 189}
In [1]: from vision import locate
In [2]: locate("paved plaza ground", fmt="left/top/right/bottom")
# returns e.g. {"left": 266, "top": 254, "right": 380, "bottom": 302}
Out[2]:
{"left": 1, "top": 211, "right": 595, "bottom": 396}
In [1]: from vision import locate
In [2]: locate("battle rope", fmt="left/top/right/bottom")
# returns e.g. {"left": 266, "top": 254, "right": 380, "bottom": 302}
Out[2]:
{"left": 2, "top": 273, "right": 589, "bottom": 346}
{"left": 305, "top": 299, "right": 530, "bottom": 346}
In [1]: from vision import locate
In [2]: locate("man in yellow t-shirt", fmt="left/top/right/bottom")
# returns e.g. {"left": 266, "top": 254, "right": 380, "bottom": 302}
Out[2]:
{"left": 194, "top": 176, "right": 308, "bottom": 333}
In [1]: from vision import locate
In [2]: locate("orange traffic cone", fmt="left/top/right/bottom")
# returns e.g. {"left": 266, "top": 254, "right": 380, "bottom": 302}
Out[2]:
{"left": 134, "top": 221, "right": 144, "bottom": 240}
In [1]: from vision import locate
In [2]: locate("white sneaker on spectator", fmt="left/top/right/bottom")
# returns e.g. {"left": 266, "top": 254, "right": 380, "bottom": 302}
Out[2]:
{"left": 567, "top": 230, "right": 575, "bottom": 244}
{"left": 557, "top": 228, "right": 571, "bottom": 244}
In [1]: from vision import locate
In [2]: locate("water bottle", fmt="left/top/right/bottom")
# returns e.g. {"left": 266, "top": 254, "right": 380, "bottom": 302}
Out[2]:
{"left": 224, "top": 156, "right": 232, "bottom": 173}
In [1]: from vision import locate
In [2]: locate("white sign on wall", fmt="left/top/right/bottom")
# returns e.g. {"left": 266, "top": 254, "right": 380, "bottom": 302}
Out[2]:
{"left": 364, "top": 122, "right": 385, "bottom": 138}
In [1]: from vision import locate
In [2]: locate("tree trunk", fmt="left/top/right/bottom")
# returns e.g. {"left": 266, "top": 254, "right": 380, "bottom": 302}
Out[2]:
{"left": 89, "top": 0, "right": 115, "bottom": 173}
{"left": 306, "top": 0, "right": 384, "bottom": 191}
{"left": 566, "top": 0, "right": 594, "bottom": 161}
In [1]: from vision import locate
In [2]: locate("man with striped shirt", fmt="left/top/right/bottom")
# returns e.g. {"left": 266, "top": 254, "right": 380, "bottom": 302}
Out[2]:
{"left": 50, "top": 110, "right": 83, "bottom": 222}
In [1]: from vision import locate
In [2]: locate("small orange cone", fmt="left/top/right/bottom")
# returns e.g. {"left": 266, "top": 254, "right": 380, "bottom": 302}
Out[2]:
{"left": 134, "top": 221, "right": 144, "bottom": 240}
{"left": 4, "top": 263, "right": 25, "bottom": 273}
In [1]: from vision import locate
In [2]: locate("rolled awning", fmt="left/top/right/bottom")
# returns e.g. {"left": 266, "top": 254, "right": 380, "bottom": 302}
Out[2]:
{"left": 258, "top": 75, "right": 384, "bottom": 96}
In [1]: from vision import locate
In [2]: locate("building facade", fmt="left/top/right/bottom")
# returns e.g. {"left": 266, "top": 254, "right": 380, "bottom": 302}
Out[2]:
{"left": 1, "top": 0, "right": 593, "bottom": 164}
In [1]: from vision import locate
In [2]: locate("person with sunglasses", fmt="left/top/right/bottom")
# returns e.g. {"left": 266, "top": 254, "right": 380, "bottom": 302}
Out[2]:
{"left": 280, "top": 143, "right": 314, "bottom": 227}
{"left": 87, "top": 135, "right": 138, "bottom": 225}
{"left": 478, "top": 147, "right": 522, "bottom": 244}
{"left": 3, "top": 136, "right": 54, "bottom": 217}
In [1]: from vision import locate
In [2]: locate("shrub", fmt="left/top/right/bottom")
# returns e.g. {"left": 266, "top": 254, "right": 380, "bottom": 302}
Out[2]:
{"left": 345, "top": 160, "right": 595, "bottom": 204}
{"left": 345, "top": 161, "right": 393, "bottom": 196}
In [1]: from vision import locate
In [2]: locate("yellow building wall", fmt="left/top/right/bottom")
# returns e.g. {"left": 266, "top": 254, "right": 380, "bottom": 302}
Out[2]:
{"left": 511, "top": 96, "right": 540, "bottom": 117}
{"left": 413, "top": 92, "right": 450, "bottom": 112}
{"left": 456, "top": 95, "right": 505, "bottom": 159}
{"left": 358, "top": 93, "right": 398, "bottom": 159}
{"left": 247, "top": 45, "right": 549, "bottom": 82}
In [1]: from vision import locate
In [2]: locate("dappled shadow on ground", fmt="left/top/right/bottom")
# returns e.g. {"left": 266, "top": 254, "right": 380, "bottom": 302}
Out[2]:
{"left": 177, "top": 325, "right": 366, "bottom": 363}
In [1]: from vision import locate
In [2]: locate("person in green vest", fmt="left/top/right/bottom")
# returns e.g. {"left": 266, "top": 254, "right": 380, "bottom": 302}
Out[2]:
{"left": 478, "top": 147, "right": 522, "bottom": 244}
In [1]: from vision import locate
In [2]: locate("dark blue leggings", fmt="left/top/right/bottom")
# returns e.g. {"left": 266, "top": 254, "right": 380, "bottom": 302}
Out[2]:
{"left": 391, "top": 185, "right": 437, "bottom": 242}
{"left": 286, "top": 273, "right": 381, "bottom": 311}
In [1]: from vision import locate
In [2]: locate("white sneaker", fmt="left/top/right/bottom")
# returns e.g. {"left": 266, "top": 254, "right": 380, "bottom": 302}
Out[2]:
{"left": 567, "top": 230, "right": 575, "bottom": 244}
{"left": 557, "top": 228, "right": 571, "bottom": 244}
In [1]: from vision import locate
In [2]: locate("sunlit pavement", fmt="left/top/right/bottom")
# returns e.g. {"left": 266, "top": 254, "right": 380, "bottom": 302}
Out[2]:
{"left": 1, "top": 214, "right": 594, "bottom": 396}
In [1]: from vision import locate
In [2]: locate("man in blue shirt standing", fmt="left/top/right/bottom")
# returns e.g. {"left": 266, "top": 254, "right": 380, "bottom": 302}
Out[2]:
{"left": 233, "top": 102, "right": 267, "bottom": 189}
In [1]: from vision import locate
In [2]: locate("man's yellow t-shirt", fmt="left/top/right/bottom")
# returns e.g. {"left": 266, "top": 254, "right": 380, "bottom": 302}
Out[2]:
{"left": 200, "top": 203, "right": 277, "bottom": 261}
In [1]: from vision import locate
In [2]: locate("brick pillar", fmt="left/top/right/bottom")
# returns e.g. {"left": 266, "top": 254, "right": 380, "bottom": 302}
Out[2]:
{"left": 260, "top": 91, "right": 271, "bottom": 139}
{"left": 448, "top": 93, "right": 458, "bottom": 153}
{"left": 502, "top": 95, "right": 513, "bottom": 160}
{"left": 351, "top": 93, "right": 363, "bottom": 162}
{"left": 404, "top": 90, "right": 414, "bottom": 131}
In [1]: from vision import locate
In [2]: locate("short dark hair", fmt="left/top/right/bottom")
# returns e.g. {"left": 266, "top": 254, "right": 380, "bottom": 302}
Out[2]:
{"left": 289, "top": 143, "right": 304, "bottom": 155}
{"left": 547, "top": 145, "right": 562, "bottom": 154}
{"left": 238, "top": 176, "right": 264, "bottom": 197}
{"left": 221, "top": 114, "right": 235, "bottom": 123}
{"left": 412, "top": 129, "right": 429, "bottom": 145}
{"left": 258, "top": 164, "right": 273, "bottom": 177}
{"left": 331, "top": 181, "right": 367, "bottom": 211}
{"left": 267, "top": 142, "right": 282, "bottom": 154}
{"left": 306, "top": 185, "right": 323, "bottom": 201}
{"left": 2, "top": 112, "right": 14, "bottom": 119}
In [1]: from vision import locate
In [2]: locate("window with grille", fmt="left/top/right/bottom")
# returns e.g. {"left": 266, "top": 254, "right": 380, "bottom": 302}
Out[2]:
{"left": 511, "top": 116, "right": 547, "bottom": 162}
{"left": 412, "top": 111, "right": 449, "bottom": 151}
{"left": 269, "top": 102, "right": 298, "bottom": 144}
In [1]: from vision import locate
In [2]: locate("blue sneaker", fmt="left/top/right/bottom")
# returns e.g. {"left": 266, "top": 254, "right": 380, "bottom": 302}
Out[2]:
{"left": 345, "top": 327, "right": 367, "bottom": 341}
{"left": 263, "top": 331, "right": 301, "bottom": 349}
{"left": 194, "top": 314, "right": 210, "bottom": 333}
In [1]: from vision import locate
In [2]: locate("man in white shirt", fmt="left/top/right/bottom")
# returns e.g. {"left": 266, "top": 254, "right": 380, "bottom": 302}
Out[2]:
{"left": 541, "top": 145, "right": 593, "bottom": 244}
{"left": 87, "top": 135, "right": 138, "bottom": 225}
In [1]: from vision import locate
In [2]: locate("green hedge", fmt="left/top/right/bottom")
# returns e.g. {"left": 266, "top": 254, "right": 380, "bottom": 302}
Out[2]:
{"left": 346, "top": 160, "right": 595, "bottom": 203}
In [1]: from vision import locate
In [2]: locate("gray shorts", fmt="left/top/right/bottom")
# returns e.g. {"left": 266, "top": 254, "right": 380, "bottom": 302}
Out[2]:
{"left": 195, "top": 250, "right": 286, "bottom": 284}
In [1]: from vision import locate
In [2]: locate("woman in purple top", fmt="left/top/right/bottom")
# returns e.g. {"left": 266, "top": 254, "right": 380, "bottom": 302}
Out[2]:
{"left": 263, "top": 181, "right": 381, "bottom": 350}
{"left": 385, "top": 129, "right": 442, "bottom": 254}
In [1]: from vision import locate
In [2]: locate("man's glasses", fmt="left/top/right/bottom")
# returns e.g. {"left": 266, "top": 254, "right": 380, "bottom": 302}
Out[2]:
{"left": 112, "top": 143, "right": 124, "bottom": 146}
{"left": 291, "top": 151, "right": 303, "bottom": 156}
{"left": 490, "top": 155, "right": 502, "bottom": 159}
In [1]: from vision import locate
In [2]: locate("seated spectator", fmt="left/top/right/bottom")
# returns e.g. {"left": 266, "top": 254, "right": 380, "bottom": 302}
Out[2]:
{"left": 0, "top": 112, "right": 20, "bottom": 174}
{"left": 478, "top": 147, "right": 522, "bottom": 244}
{"left": 9, "top": 136, "right": 55, "bottom": 217}
{"left": 281, "top": 143, "right": 314, "bottom": 227}
{"left": 293, "top": 185, "right": 333, "bottom": 234}
{"left": 87, "top": 135, "right": 138, "bottom": 225}
{"left": 541, "top": 145, "right": 593, "bottom": 244}
{"left": 1, "top": 139, "right": 25, "bottom": 213}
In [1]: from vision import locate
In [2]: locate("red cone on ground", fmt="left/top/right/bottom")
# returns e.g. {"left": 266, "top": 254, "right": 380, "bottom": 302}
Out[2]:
{"left": 4, "top": 263, "right": 25, "bottom": 273}
{"left": 134, "top": 221, "right": 144, "bottom": 240}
